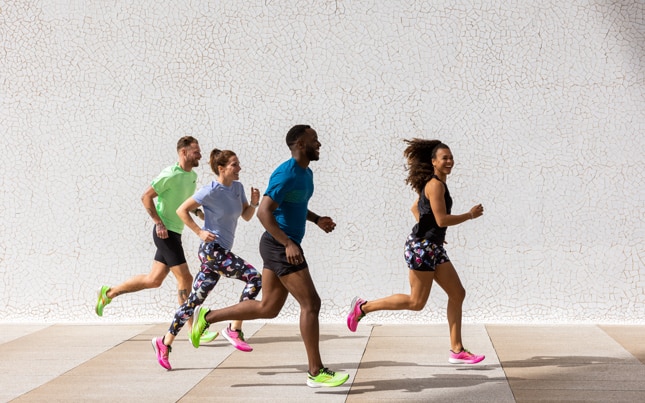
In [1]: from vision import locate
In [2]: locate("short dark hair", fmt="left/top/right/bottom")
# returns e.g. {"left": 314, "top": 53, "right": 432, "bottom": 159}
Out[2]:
{"left": 285, "top": 125, "right": 312, "bottom": 148}
{"left": 177, "top": 136, "right": 198, "bottom": 152}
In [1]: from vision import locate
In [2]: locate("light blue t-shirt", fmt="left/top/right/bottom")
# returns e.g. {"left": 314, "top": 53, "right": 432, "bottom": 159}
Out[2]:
{"left": 264, "top": 158, "right": 314, "bottom": 244}
{"left": 192, "top": 180, "right": 248, "bottom": 250}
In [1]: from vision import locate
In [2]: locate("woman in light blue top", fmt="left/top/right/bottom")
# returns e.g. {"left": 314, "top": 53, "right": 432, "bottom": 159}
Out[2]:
{"left": 151, "top": 149, "right": 262, "bottom": 370}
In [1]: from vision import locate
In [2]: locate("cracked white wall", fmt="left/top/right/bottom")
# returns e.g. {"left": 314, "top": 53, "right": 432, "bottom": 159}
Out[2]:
{"left": 1, "top": 1, "right": 644, "bottom": 324}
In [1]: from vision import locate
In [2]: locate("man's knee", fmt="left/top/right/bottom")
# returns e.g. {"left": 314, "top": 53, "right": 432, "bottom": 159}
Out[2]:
{"left": 146, "top": 277, "right": 165, "bottom": 288}
{"left": 300, "top": 294, "right": 321, "bottom": 315}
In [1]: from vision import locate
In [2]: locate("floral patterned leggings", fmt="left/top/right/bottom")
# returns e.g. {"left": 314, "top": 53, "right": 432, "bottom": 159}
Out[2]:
{"left": 168, "top": 242, "right": 262, "bottom": 336}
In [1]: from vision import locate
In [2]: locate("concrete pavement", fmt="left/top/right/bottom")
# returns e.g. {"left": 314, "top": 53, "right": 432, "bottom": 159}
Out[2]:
{"left": 1, "top": 323, "right": 643, "bottom": 402}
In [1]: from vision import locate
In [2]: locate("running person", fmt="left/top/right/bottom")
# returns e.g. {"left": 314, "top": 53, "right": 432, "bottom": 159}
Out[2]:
{"left": 152, "top": 149, "right": 262, "bottom": 370}
{"left": 94, "top": 136, "right": 216, "bottom": 344}
{"left": 347, "top": 139, "right": 485, "bottom": 365}
{"left": 189, "top": 125, "right": 349, "bottom": 388}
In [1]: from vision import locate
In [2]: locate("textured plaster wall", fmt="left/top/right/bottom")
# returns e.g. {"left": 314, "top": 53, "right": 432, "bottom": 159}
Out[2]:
{"left": 1, "top": 1, "right": 644, "bottom": 324}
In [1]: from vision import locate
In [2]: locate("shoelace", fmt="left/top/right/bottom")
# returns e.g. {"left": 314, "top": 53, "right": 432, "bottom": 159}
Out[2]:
{"left": 319, "top": 367, "right": 335, "bottom": 376}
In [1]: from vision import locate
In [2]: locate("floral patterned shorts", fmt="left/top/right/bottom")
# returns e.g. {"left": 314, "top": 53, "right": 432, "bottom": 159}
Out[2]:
{"left": 404, "top": 235, "right": 450, "bottom": 272}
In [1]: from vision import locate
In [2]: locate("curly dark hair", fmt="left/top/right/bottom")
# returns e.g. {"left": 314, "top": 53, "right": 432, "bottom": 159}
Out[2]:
{"left": 403, "top": 138, "right": 449, "bottom": 194}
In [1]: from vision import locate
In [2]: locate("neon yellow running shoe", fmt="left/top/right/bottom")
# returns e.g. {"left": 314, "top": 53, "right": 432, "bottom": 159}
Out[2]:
{"left": 200, "top": 330, "right": 219, "bottom": 344}
{"left": 95, "top": 286, "right": 112, "bottom": 317}
{"left": 306, "top": 367, "right": 350, "bottom": 388}
{"left": 190, "top": 306, "right": 210, "bottom": 348}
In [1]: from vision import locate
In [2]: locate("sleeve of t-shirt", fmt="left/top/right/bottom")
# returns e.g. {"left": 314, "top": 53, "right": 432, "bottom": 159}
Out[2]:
{"left": 264, "top": 168, "right": 291, "bottom": 205}
{"left": 238, "top": 182, "right": 248, "bottom": 205}
{"left": 192, "top": 183, "right": 211, "bottom": 205}
{"left": 151, "top": 173, "right": 170, "bottom": 196}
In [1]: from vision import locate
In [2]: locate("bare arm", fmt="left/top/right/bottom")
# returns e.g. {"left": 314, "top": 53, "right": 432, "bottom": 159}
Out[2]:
{"left": 141, "top": 185, "right": 168, "bottom": 239}
{"left": 240, "top": 187, "right": 260, "bottom": 222}
{"left": 176, "top": 197, "right": 216, "bottom": 243}
{"left": 426, "top": 180, "right": 483, "bottom": 227}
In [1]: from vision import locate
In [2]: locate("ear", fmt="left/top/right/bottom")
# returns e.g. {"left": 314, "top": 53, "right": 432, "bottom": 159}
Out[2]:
{"left": 294, "top": 137, "right": 305, "bottom": 149}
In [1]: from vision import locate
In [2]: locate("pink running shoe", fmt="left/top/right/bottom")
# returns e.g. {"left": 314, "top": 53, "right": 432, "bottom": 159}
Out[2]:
{"left": 449, "top": 348, "right": 485, "bottom": 364}
{"left": 346, "top": 296, "right": 366, "bottom": 332}
{"left": 222, "top": 325, "right": 253, "bottom": 352}
{"left": 151, "top": 337, "right": 172, "bottom": 370}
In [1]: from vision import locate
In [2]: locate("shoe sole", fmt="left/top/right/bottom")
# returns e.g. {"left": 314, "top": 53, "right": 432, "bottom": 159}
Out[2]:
{"left": 448, "top": 356, "right": 485, "bottom": 364}
{"left": 95, "top": 286, "right": 109, "bottom": 317}
{"left": 190, "top": 306, "right": 203, "bottom": 348}
{"left": 306, "top": 374, "right": 350, "bottom": 388}
{"left": 346, "top": 296, "right": 362, "bottom": 332}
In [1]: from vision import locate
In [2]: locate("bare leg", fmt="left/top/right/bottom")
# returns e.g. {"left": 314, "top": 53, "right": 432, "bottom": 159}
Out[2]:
{"left": 162, "top": 262, "right": 195, "bottom": 344}
{"left": 229, "top": 320, "right": 243, "bottom": 330}
{"left": 204, "top": 268, "right": 288, "bottom": 323}
{"left": 362, "top": 270, "right": 434, "bottom": 314}
{"left": 106, "top": 261, "right": 170, "bottom": 299}
{"left": 168, "top": 262, "right": 193, "bottom": 306}
{"left": 433, "top": 261, "right": 466, "bottom": 352}
{"left": 279, "top": 268, "right": 323, "bottom": 375}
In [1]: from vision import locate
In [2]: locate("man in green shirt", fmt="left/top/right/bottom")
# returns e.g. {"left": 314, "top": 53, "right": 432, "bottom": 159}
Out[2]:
{"left": 95, "top": 137, "right": 216, "bottom": 342}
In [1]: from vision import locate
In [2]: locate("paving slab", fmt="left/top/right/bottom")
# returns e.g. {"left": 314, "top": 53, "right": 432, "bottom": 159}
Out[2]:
{"left": 0, "top": 324, "right": 151, "bottom": 402}
{"left": 179, "top": 323, "right": 362, "bottom": 402}
{"left": 347, "top": 324, "right": 514, "bottom": 402}
{"left": 600, "top": 325, "right": 645, "bottom": 364}
{"left": 486, "top": 324, "right": 645, "bottom": 403}
{"left": 8, "top": 323, "right": 263, "bottom": 402}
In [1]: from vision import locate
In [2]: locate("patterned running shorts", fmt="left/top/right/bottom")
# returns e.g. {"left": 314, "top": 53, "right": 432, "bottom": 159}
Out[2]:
{"left": 404, "top": 235, "right": 450, "bottom": 272}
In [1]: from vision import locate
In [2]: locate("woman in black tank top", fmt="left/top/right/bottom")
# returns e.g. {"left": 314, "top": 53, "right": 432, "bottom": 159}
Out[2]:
{"left": 346, "top": 139, "right": 487, "bottom": 365}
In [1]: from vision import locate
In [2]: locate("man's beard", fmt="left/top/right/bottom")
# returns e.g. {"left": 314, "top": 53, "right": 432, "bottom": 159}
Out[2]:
{"left": 305, "top": 146, "right": 319, "bottom": 161}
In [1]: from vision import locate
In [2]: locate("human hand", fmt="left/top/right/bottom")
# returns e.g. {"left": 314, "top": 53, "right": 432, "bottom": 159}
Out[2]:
{"left": 156, "top": 223, "right": 168, "bottom": 239}
{"left": 469, "top": 204, "right": 484, "bottom": 220}
{"left": 285, "top": 239, "right": 304, "bottom": 265}
{"left": 199, "top": 229, "right": 217, "bottom": 243}
{"left": 250, "top": 187, "right": 260, "bottom": 207}
{"left": 317, "top": 216, "right": 336, "bottom": 233}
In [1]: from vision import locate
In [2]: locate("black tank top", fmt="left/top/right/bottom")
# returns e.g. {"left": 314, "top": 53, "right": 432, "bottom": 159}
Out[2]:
{"left": 411, "top": 175, "right": 452, "bottom": 243}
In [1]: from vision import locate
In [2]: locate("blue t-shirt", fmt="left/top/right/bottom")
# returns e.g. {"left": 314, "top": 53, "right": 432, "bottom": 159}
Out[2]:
{"left": 264, "top": 158, "right": 314, "bottom": 244}
{"left": 192, "top": 180, "right": 248, "bottom": 250}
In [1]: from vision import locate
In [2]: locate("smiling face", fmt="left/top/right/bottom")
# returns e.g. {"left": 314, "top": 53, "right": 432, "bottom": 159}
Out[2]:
{"left": 432, "top": 146, "right": 453, "bottom": 177}
{"left": 219, "top": 155, "right": 241, "bottom": 182}
{"left": 300, "top": 128, "right": 321, "bottom": 161}
{"left": 182, "top": 142, "right": 202, "bottom": 169}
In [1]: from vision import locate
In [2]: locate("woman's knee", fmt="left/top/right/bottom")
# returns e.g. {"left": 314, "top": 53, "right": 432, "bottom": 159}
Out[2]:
{"left": 449, "top": 287, "right": 466, "bottom": 303}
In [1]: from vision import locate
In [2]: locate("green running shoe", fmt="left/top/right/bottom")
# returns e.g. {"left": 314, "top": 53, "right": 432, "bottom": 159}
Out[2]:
{"left": 200, "top": 330, "right": 219, "bottom": 344}
{"left": 190, "top": 306, "right": 210, "bottom": 348}
{"left": 306, "top": 367, "right": 350, "bottom": 388}
{"left": 95, "top": 286, "right": 112, "bottom": 317}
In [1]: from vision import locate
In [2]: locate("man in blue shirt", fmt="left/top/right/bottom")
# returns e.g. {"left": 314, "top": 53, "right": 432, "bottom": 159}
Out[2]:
{"left": 191, "top": 125, "right": 349, "bottom": 388}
